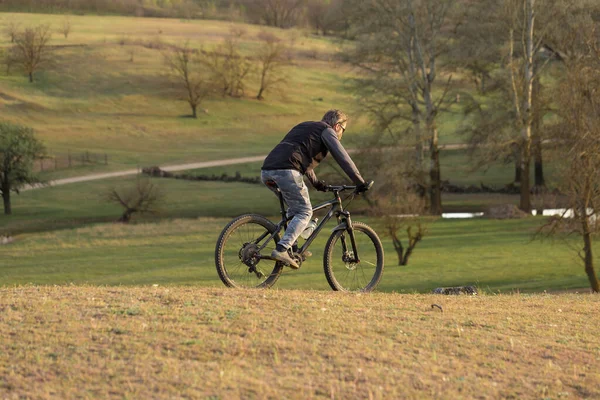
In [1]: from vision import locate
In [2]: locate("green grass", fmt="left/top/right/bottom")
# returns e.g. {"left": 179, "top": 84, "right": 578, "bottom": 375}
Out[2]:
{"left": 1, "top": 287, "right": 599, "bottom": 398}
{"left": 1, "top": 198, "right": 593, "bottom": 292}
{"left": 0, "top": 13, "right": 368, "bottom": 171}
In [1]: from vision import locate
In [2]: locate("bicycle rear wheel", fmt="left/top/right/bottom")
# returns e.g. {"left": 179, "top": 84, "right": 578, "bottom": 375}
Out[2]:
{"left": 215, "top": 214, "right": 284, "bottom": 289}
{"left": 323, "top": 221, "right": 384, "bottom": 292}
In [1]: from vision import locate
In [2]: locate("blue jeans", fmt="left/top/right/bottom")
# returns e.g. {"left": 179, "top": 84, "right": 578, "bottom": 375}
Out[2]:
{"left": 261, "top": 169, "right": 313, "bottom": 250}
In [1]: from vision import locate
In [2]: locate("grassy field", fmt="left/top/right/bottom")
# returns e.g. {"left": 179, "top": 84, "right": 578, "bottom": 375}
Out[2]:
{"left": 1, "top": 190, "right": 593, "bottom": 293}
{"left": 1, "top": 13, "right": 496, "bottom": 171}
{"left": 0, "top": 13, "right": 597, "bottom": 398}
{"left": 1, "top": 286, "right": 598, "bottom": 399}
{"left": 0, "top": 12, "right": 586, "bottom": 293}
{"left": 0, "top": 12, "right": 372, "bottom": 169}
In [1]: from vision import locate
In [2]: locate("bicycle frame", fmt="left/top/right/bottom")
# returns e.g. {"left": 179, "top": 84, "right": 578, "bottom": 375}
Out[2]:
{"left": 255, "top": 188, "right": 361, "bottom": 264}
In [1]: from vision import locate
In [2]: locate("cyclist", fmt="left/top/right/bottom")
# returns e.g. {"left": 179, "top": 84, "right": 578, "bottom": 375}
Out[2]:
{"left": 261, "top": 109, "right": 368, "bottom": 269}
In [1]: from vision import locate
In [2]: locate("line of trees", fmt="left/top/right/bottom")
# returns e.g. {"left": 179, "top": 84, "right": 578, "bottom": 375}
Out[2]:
{"left": 163, "top": 29, "right": 293, "bottom": 118}
{"left": 0, "top": 0, "right": 351, "bottom": 34}
{"left": 343, "top": 0, "right": 600, "bottom": 216}
{"left": 340, "top": 0, "right": 600, "bottom": 290}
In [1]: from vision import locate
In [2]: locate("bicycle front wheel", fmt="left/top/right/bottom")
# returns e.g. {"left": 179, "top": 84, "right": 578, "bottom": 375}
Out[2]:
{"left": 215, "top": 214, "right": 284, "bottom": 289}
{"left": 323, "top": 221, "right": 384, "bottom": 292}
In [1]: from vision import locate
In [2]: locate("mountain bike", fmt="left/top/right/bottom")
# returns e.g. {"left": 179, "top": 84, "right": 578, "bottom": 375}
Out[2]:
{"left": 215, "top": 181, "right": 384, "bottom": 292}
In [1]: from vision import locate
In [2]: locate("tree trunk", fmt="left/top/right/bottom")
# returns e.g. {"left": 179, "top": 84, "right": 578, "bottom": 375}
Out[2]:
{"left": 429, "top": 125, "right": 443, "bottom": 215}
{"left": 533, "top": 139, "right": 544, "bottom": 187}
{"left": 519, "top": 0, "right": 535, "bottom": 213}
{"left": 532, "top": 77, "right": 545, "bottom": 187}
{"left": 2, "top": 191, "right": 11, "bottom": 215}
{"left": 582, "top": 219, "right": 600, "bottom": 292}
{"left": 257, "top": 87, "right": 264, "bottom": 100}
{"left": 389, "top": 229, "right": 405, "bottom": 266}
{"left": 519, "top": 147, "right": 531, "bottom": 212}
{"left": 29, "top": 72, "right": 33, "bottom": 83}
{"left": 412, "top": 109, "right": 423, "bottom": 168}
{"left": 191, "top": 104, "right": 197, "bottom": 119}
{"left": 2, "top": 180, "right": 11, "bottom": 215}
{"left": 119, "top": 211, "right": 132, "bottom": 223}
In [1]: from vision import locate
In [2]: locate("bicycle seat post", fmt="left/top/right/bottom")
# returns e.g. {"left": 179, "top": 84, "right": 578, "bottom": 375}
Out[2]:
{"left": 277, "top": 190, "right": 286, "bottom": 219}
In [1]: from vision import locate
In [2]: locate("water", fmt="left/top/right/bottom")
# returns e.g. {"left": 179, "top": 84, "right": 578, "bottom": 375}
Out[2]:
{"left": 442, "top": 212, "right": 484, "bottom": 219}
{"left": 397, "top": 209, "right": 581, "bottom": 219}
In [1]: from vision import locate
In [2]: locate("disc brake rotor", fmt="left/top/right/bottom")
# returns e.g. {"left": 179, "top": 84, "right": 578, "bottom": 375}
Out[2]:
{"left": 342, "top": 251, "right": 358, "bottom": 270}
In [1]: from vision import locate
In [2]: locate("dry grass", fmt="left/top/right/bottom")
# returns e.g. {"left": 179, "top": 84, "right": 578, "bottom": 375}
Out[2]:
{"left": 1, "top": 286, "right": 598, "bottom": 399}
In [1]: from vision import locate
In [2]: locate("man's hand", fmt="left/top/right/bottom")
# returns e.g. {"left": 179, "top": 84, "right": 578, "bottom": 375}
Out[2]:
{"left": 313, "top": 180, "right": 327, "bottom": 192}
{"left": 355, "top": 180, "right": 374, "bottom": 193}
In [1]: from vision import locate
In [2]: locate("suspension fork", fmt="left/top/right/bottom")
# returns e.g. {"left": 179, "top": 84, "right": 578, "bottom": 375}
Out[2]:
{"left": 338, "top": 212, "right": 360, "bottom": 263}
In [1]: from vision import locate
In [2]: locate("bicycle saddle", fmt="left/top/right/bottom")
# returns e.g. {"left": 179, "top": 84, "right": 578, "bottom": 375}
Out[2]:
{"left": 264, "top": 180, "right": 281, "bottom": 193}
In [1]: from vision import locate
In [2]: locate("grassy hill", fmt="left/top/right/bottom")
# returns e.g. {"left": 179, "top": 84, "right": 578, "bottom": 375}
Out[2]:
{"left": 0, "top": 13, "right": 368, "bottom": 169}
{"left": 0, "top": 13, "right": 582, "bottom": 293}
{"left": 0, "top": 12, "right": 521, "bottom": 175}
{"left": 1, "top": 286, "right": 598, "bottom": 399}
{"left": 1, "top": 200, "right": 592, "bottom": 293}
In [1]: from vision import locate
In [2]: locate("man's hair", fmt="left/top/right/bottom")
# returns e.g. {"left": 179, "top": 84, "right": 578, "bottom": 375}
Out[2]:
{"left": 321, "top": 109, "right": 348, "bottom": 127}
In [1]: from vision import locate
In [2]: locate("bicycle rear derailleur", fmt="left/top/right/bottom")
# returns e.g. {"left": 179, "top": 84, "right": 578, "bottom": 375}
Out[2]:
{"left": 239, "top": 242, "right": 264, "bottom": 278}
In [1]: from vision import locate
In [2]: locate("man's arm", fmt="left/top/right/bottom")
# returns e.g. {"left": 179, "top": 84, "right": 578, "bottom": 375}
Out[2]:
{"left": 322, "top": 128, "right": 365, "bottom": 185}
{"left": 305, "top": 169, "right": 319, "bottom": 187}
{"left": 306, "top": 169, "right": 327, "bottom": 191}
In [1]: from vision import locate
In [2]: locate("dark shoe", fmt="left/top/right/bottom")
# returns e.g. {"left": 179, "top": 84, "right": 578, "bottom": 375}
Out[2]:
{"left": 294, "top": 250, "right": 312, "bottom": 262}
{"left": 271, "top": 249, "right": 299, "bottom": 269}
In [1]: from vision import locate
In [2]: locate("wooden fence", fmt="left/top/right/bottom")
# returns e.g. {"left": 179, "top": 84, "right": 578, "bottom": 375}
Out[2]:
{"left": 35, "top": 151, "right": 108, "bottom": 172}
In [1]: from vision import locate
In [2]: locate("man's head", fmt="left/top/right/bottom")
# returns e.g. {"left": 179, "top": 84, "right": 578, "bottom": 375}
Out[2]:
{"left": 322, "top": 109, "right": 348, "bottom": 140}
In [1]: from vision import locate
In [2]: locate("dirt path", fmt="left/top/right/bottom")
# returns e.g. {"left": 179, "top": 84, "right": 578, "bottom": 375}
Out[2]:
{"left": 22, "top": 155, "right": 266, "bottom": 191}
{"left": 23, "top": 143, "right": 470, "bottom": 192}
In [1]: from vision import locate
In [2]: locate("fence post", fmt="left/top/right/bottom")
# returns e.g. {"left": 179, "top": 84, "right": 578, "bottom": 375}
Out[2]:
{"left": 104, "top": 153, "right": 108, "bottom": 165}
{"left": 68, "top": 150, "right": 72, "bottom": 168}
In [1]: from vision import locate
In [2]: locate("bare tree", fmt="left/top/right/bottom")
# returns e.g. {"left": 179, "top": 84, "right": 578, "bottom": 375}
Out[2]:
{"left": 357, "top": 144, "right": 430, "bottom": 265}
{"left": 4, "top": 21, "right": 21, "bottom": 43}
{"left": 12, "top": 24, "right": 53, "bottom": 83}
{"left": 539, "top": 8, "right": 600, "bottom": 292}
{"left": 60, "top": 17, "right": 72, "bottom": 39}
{"left": 106, "top": 178, "right": 164, "bottom": 223}
{"left": 164, "top": 42, "right": 212, "bottom": 118}
{"left": 373, "top": 191, "right": 428, "bottom": 266}
{"left": 502, "top": 0, "right": 570, "bottom": 211}
{"left": 345, "top": 0, "right": 459, "bottom": 216}
{"left": 203, "top": 31, "right": 251, "bottom": 98}
{"left": 244, "top": 0, "right": 306, "bottom": 28}
{"left": 2, "top": 46, "right": 20, "bottom": 75}
{"left": 306, "top": 0, "right": 344, "bottom": 35}
{"left": 458, "top": 0, "right": 569, "bottom": 206}
{"left": 255, "top": 32, "right": 292, "bottom": 100}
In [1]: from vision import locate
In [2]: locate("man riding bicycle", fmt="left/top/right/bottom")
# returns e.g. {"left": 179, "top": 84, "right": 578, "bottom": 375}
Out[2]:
{"left": 261, "top": 109, "right": 369, "bottom": 269}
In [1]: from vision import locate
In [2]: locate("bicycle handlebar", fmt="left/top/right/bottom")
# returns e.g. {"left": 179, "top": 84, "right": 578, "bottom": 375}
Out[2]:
{"left": 325, "top": 180, "right": 374, "bottom": 193}
{"left": 325, "top": 185, "right": 356, "bottom": 192}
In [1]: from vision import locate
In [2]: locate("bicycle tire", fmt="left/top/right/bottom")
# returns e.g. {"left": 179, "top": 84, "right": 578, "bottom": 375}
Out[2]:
{"left": 323, "top": 221, "right": 384, "bottom": 292}
{"left": 215, "top": 214, "right": 284, "bottom": 289}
